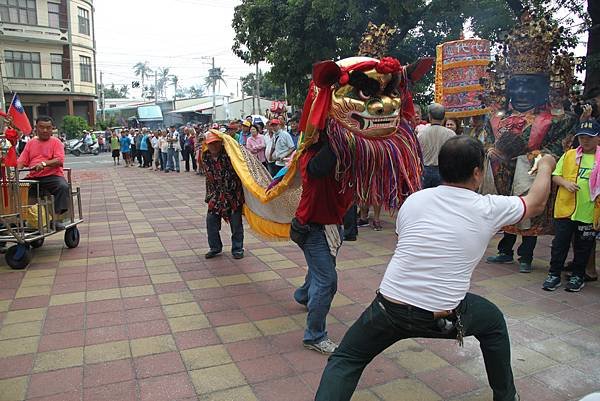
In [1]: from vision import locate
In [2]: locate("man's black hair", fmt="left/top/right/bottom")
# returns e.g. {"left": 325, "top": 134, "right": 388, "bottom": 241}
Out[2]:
{"left": 35, "top": 115, "right": 54, "bottom": 125}
{"left": 438, "top": 136, "right": 485, "bottom": 184}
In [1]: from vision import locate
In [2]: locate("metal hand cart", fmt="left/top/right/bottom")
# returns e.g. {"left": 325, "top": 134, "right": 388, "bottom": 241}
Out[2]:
{"left": 0, "top": 165, "right": 83, "bottom": 269}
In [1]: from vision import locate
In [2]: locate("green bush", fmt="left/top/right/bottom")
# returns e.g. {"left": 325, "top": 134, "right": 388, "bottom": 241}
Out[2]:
{"left": 61, "top": 115, "right": 90, "bottom": 139}
{"left": 96, "top": 116, "right": 117, "bottom": 131}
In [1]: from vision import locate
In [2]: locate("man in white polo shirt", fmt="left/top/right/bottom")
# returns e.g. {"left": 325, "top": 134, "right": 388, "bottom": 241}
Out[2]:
{"left": 313, "top": 136, "right": 557, "bottom": 401}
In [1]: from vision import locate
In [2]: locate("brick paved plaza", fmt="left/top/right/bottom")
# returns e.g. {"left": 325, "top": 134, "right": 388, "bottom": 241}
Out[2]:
{"left": 0, "top": 154, "right": 598, "bottom": 401}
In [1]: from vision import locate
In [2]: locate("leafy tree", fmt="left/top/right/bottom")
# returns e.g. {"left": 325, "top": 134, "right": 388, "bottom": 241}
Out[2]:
{"left": 143, "top": 85, "right": 156, "bottom": 100}
{"left": 61, "top": 115, "right": 90, "bottom": 139}
{"left": 100, "top": 84, "right": 127, "bottom": 99}
{"left": 188, "top": 86, "right": 205, "bottom": 98}
{"left": 232, "top": 0, "right": 588, "bottom": 107}
{"left": 240, "top": 71, "right": 285, "bottom": 100}
{"left": 133, "top": 61, "right": 153, "bottom": 97}
{"left": 96, "top": 116, "right": 118, "bottom": 131}
{"left": 584, "top": 0, "right": 599, "bottom": 98}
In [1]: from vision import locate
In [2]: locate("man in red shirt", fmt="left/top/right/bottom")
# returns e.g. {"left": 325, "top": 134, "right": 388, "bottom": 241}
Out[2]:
{"left": 292, "top": 133, "right": 354, "bottom": 355}
{"left": 17, "top": 116, "right": 69, "bottom": 230}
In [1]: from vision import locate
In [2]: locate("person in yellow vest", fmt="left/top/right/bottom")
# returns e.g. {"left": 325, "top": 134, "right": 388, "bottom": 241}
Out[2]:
{"left": 543, "top": 120, "right": 600, "bottom": 292}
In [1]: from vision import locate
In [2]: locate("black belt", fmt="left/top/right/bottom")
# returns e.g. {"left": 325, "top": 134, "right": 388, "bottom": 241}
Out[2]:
{"left": 376, "top": 291, "right": 456, "bottom": 319}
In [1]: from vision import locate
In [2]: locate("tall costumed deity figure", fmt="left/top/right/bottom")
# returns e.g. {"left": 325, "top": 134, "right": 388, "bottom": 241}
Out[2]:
{"left": 481, "top": 11, "right": 578, "bottom": 239}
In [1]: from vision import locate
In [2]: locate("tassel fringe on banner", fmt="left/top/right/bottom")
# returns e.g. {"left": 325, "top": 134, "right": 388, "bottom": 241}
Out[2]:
{"left": 328, "top": 119, "right": 423, "bottom": 210}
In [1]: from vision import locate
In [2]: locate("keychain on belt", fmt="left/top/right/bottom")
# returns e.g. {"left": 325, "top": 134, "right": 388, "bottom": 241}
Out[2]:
{"left": 455, "top": 310, "right": 464, "bottom": 347}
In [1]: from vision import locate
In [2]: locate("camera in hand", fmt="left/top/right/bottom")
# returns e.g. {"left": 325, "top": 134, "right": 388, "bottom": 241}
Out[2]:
{"left": 573, "top": 100, "right": 599, "bottom": 118}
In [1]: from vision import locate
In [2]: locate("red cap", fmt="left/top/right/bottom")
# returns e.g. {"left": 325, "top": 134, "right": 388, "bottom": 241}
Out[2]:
{"left": 205, "top": 131, "right": 222, "bottom": 144}
{"left": 269, "top": 119, "right": 281, "bottom": 125}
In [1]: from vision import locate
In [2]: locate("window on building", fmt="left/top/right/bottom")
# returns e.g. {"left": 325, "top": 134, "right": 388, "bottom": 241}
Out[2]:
{"left": 51, "top": 53, "right": 62, "bottom": 80}
{"left": 80, "top": 55, "right": 92, "bottom": 82}
{"left": 0, "top": 0, "right": 37, "bottom": 25}
{"left": 77, "top": 7, "right": 89, "bottom": 35}
{"left": 4, "top": 50, "right": 41, "bottom": 79}
{"left": 47, "top": 1, "right": 59, "bottom": 28}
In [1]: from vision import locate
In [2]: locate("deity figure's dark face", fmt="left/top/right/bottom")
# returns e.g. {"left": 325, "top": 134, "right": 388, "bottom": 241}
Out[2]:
{"left": 506, "top": 74, "right": 550, "bottom": 113}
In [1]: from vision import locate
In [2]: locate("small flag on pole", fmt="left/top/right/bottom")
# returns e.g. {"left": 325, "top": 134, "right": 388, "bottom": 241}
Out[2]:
{"left": 7, "top": 94, "right": 32, "bottom": 135}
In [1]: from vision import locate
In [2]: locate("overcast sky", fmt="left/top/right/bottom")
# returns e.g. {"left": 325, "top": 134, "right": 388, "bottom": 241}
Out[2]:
{"left": 95, "top": 1, "right": 588, "bottom": 100}
{"left": 94, "top": 0, "right": 266, "bottom": 99}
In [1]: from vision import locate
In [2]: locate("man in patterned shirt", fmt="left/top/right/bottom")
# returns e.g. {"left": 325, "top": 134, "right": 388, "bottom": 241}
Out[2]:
{"left": 203, "top": 131, "right": 245, "bottom": 259}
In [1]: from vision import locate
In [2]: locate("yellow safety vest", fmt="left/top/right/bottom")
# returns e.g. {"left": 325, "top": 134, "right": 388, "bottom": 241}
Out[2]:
{"left": 554, "top": 149, "right": 600, "bottom": 228}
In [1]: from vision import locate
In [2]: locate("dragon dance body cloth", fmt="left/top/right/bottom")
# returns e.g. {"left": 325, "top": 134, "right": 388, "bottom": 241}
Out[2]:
{"left": 217, "top": 53, "right": 431, "bottom": 239}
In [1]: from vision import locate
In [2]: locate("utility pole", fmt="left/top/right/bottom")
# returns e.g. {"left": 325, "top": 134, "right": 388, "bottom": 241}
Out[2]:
{"left": 154, "top": 71, "right": 158, "bottom": 105}
{"left": 255, "top": 63, "right": 261, "bottom": 115}
{"left": 0, "top": 56, "right": 5, "bottom": 112}
{"left": 241, "top": 78, "right": 245, "bottom": 119}
{"left": 252, "top": 84, "right": 256, "bottom": 115}
{"left": 172, "top": 77, "right": 177, "bottom": 111}
{"left": 100, "top": 71, "right": 105, "bottom": 122}
{"left": 211, "top": 57, "right": 216, "bottom": 122}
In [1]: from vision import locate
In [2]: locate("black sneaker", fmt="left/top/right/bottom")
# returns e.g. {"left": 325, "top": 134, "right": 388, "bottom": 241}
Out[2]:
{"left": 486, "top": 253, "right": 514, "bottom": 264}
{"left": 566, "top": 272, "right": 598, "bottom": 282}
{"left": 232, "top": 251, "right": 244, "bottom": 259}
{"left": 205, "top": 250, "right": 222, "bottom": 259}
{"left": 519, "top": 262, "right": 532, "bottom": 273}
{"left": 565, "top": 275, "right": 585, "bottom": 292}
{"left": 52, "top": 221, "right": 66, "bottom": 231}
{"left": 542, "top": 274, "right": 561, "bottom": 291}
{"left": 357, "top": 218, "right": 369, "bottom": 227}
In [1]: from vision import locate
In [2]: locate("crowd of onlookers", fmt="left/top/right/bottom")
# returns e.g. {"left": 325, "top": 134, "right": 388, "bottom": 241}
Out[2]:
{"left": 103, "top": 125, "right": 202, "bottom": 173}
{"left": 99, "top": 115, "right": 302, "bottom": 177}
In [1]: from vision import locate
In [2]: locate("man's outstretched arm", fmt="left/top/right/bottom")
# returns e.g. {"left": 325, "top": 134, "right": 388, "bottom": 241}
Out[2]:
{"left": 521, "top": 155, "right": 557, "bottom": 220}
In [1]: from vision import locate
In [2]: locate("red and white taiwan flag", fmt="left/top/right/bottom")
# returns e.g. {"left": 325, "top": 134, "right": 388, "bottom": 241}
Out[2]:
{"left": 8, "top": 94, "right": 32, "bottom": 135}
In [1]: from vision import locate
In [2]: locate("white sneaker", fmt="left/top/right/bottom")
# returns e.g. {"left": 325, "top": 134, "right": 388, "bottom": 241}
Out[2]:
{"left": 303, "top": 338, "right": 338, "bottom": 355}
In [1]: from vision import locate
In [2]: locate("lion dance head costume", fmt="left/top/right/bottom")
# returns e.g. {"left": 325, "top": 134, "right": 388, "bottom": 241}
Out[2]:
{"left": 217, "top": 23, "right": 432, "bottom": 239}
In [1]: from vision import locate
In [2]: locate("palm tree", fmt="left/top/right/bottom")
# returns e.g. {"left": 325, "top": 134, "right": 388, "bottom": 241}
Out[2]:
{"left": 157, "top": 67, "right": 170, "bottom": 99}
{"left": 119, "top": 85, "right": 129, "bottom": 98}
{"left": 133, "top": 61, "right": 153, "bottom": 97}
{"left": 204, "top": 67, "right": 227, "bottom": 94}
{"left": 171, "top": 75, "right": 179, "bottom": 99}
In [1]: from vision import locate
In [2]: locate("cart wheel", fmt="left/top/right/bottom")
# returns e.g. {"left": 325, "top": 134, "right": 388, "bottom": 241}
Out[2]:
{"left": 72, "top": 149, "right": 81, "bottom": 157}
{"left": 30, "top": 238, "right": 44, "bottom": 249}
{"left": 64, "top": 227, "right": 80, "bottom": 248}
{"left": 5, "top": 244, "right": 32, "bottom": 270}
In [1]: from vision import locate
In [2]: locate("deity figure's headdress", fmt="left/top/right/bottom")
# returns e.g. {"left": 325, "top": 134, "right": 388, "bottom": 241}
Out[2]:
{"left": 483, "top": 10, "right": 576, "bottom": 107}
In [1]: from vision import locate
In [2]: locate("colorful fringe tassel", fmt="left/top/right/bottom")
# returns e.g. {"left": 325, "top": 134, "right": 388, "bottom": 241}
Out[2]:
{"left": 328, "top": 119, "right": 423, "bottom": 210}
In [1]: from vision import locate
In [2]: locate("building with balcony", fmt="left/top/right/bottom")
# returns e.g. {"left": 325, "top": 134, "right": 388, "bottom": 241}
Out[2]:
{"left": 0, "top": 0, "right": 97, "bottom": 127}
